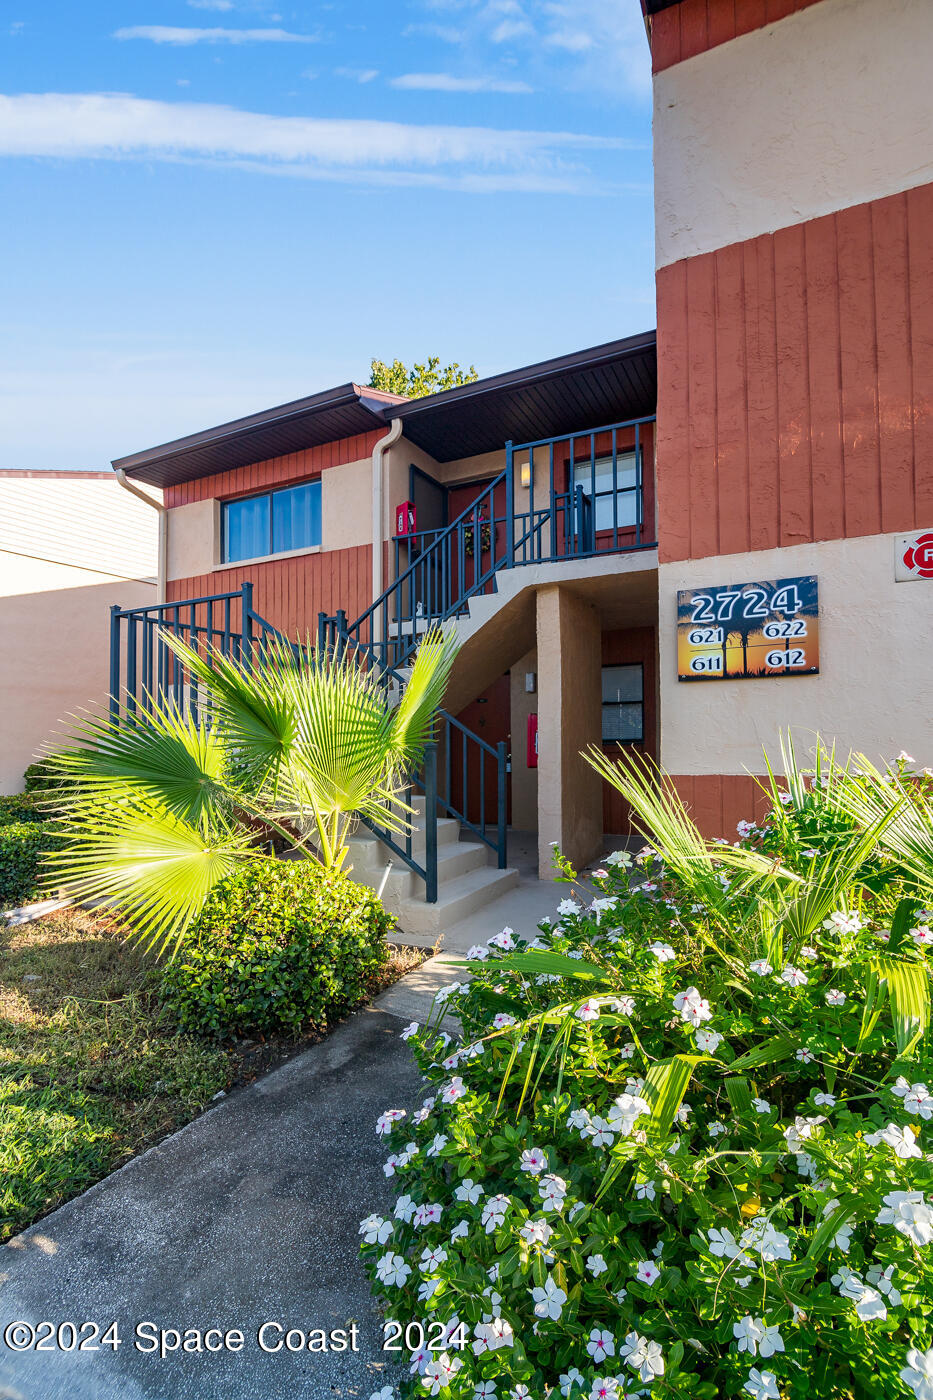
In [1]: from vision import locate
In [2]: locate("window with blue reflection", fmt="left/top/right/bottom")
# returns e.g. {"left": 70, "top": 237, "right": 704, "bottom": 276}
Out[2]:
{"left": 272, "top": 481, "right": 321, "bottom": 555}
{"left": 223, "top": 493, "right": 270, "bottom": 565}
{"left": 222, "top": 480, "right": 322, "bottom": 563}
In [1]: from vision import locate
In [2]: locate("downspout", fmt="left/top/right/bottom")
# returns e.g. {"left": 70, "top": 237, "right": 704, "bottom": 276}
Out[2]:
{"left": 116, "top": 469, "right": 167, "bottom": 605}
{"left": 371, "top": 416, "right": 403, "bottom": 604}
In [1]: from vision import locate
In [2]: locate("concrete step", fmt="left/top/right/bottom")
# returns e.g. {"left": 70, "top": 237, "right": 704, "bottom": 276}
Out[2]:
{"left": 348, "top": 836, "right": 492, "bottom": 902}
{"left": 391, "top": 863, "right": 520, "bottom": 938}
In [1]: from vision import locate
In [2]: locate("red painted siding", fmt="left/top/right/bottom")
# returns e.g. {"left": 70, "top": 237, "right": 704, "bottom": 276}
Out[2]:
{"left": 651, "top": 0, "right": 826, "bottom": 73}
{"left": 656, "top": 185, "right": 933, "bottom": 563}
{"left": 600, "top": 626, "right": 658, "bottom": 835}
{"left": 167, "top": 545, "right": 372, "bottom": 639}
{"left": 164, "top": 431, "right": 383, "bottom": 508}
{"left": 670, "top": 773, "right": 771, "bottom": 839}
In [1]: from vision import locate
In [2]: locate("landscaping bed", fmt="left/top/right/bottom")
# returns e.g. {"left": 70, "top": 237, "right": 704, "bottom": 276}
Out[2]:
{"left": 0, "top": 905, "right": 426, "bottom": 1242}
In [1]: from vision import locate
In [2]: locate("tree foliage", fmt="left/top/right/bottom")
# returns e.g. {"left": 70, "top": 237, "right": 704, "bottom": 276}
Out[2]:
{"left": 368, "top": 356, "right": 479, "bottom": 399}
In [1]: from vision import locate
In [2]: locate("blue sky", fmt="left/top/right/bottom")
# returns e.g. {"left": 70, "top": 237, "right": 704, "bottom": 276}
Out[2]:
{"left": 0, "top": 2, "right": 655, "bottom": 469}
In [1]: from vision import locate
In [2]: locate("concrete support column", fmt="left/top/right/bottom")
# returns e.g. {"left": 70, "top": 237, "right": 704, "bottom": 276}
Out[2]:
{"left": 536, "top": 584, "right": 603, "bottom": 877}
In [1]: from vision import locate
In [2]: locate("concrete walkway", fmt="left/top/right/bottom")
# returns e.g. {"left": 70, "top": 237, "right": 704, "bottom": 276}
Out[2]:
{"left": 0, "top": 1009, "right": 425, "bottom": 1400}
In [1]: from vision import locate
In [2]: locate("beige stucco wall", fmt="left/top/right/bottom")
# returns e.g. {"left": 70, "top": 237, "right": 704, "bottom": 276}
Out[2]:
{"left": 509, "top": 647, "right": 538, "bottom": 831}
{"left": 321, "top": 456, "right": 373, "bottom": 552}
{"left": 0, "top": 554, "right": 156, "bottom": 794}
{"left": 536, "top": 586, "right": 603, "bottom": 873}
{"left": 654, "top": 0, "right": 933, "bottom": 267}
{"left": 658, "top": 533, "right": 933, "bottom": 775}
{"left": 167, "top": 498, "right": 217, "bottom": 581}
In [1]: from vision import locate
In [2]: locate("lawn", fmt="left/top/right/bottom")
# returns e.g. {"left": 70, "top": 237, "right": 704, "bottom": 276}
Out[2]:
{"left": 0, "top": 908, "right": 424, "bottom": 1242}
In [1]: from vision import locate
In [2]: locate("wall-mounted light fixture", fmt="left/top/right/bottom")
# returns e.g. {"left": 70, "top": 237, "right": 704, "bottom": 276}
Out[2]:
{"left": 519, "top": 461, "right": 532, "bottom": 488}
{"left": 525, "top": 671, "right": 537, "bottom": 693}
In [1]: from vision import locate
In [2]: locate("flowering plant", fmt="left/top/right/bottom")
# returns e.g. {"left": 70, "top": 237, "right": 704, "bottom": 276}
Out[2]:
{"left": 360, "top": 742, "right": 933, "bottom": 1400}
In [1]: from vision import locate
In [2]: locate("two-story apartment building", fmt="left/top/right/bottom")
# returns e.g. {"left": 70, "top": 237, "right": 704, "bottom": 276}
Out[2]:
{"left": 109, "top": 0, "right": 932, "bottom": 923}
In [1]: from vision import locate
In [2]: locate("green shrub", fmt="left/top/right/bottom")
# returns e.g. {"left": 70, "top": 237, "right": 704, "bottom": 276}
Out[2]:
{"left": 0, "top": 822, "right": 64, "bottom": 909}
{"left": 361, "top": 757, "right": 933, "bottom": 1400}
{"left": 0, "top": 794, "right": 46, "bottom": 827}
{"left": 23, "top": 757, "right": 72, "bottom": 793}
{"left": 160, "top": 859, "right": 394, "bottom": 1037}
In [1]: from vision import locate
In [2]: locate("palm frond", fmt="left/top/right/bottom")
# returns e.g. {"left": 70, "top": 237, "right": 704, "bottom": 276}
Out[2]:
{"left": 45, "top": 797, "right": 252, "bottom": 956}
{"left": 50, "top": 701, "right": 228, "bottom": 829}
{"left": 389, "top": 626, "right": 461, "bottom": 760}
{"left": 160, "top": 628, "right": 298, "bottom": 788}
{"left": 833, "top": 753, "right": 933, "bottom": 898}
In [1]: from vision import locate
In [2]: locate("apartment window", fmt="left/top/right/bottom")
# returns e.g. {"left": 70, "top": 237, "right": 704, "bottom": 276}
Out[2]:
{"left": 222, "top": 480, "right": 321, "bottom": 564}
{"left": 573, "top": 451, "right": 639, "bottom": 531}
{"left": 602, "top": 663, "right": 643, "bottom": 743}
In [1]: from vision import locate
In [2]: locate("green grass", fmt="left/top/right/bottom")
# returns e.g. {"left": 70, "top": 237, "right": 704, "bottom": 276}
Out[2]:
{"left": 0, "top": 908, "right": 426, "bottom": 1241}
{"left": 0, "top": 909, "right": 229, "bottom": 1240}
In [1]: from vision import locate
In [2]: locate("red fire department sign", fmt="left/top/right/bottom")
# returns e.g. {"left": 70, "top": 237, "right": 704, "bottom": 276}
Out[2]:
{"left": 896, "top": 530, "right": 933, "bottom": 580}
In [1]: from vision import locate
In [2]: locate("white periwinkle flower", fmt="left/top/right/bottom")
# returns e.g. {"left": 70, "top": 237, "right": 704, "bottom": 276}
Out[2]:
{"left": 877, "top": 1191, "right": 933, "bottom": 1246}
{"left": 864, "top": 1123, "right": 922, "bottom": 1159}
{"left": 359, "top": 1214, "right": 393, "bottom": 1245}
{"left": 530, "top": 1275, "right": 567, "bottom": 1320}
{"left": 695, "top": 1028, "right": 723, "bottom": 1053}
{"left": 749, "top": 959, "right": 773, "bottom": 978}
{"left": 587, "top": 1253, "right": 608, "bottom": 1276}
{"left": 744, "top": 1370, "right": 780, "bottom": 1400}
{"left": 893, "top": 1078, "right": 933, "bottom": 1119}
{"left": 375, "top": 1109, "right": 406, "bottom": 1136}
{"left": 520, "top": 1147, "right": 547, "bottom": 1175}
{"left": 454, "top": 1178, "right": 484, "bottom": 1204}
{"left": 825, "top": 989, "right": 846, "bottom": 1006}
{"left": 901, "top": 1349, "right": 933, "bottom": 1400}
{"left": 647, "top": 941, "right": 677, "bottom": 962}
{"left": 375, "top": 1252, "right": 411, "bottom": 1287}
{"left": 673, "top": 986, "right": 712, "bottom": 1026}
{"left": 781, "top": 964, "right": 808, "bottom": 987}
{"left": 620, "top": 1332, "right": 665, "bottom": 1382}
{"left": 635, "top": 1260, "right": 661, "bottom": 1286}
{"left": 399, "top": 1022, "right": 420, "bottom": 1040}
{"left": 586, "top": 1329, "right": 616, "bottom": 1362}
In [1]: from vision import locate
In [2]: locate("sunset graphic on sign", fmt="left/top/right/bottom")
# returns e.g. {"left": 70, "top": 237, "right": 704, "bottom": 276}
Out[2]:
{"left": 677, "top": 576, "right": 820, "bottom": 682}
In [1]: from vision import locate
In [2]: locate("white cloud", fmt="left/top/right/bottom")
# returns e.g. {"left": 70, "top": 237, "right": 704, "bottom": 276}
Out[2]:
{"left": 391, "top": 73, "right": 532, "bottom": 93}
{"left": 187, "top": 0, "right": 235, "bottom": 10}
{"left": 113, "top": 26, "right": 320, "bottom": 46}
{"left": 334, "top": 67, "right": 380, "bottom": 84}
{"left": 410, "top": 0, "right": 651, "bottom": 99}
{"left": 0, "top": 91, "right": 639, "bottom": 193}
{"left": 403, "top": 23, "right": 466, "bottom": 44}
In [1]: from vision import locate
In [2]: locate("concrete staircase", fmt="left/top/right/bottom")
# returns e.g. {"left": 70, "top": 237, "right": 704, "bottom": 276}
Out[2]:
{"left": 344, "top": 795, "right": 519, "bottom": 938}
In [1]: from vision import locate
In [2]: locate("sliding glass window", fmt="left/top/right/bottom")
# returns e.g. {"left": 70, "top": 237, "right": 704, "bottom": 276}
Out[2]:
{"left": 222, "top": 479, "right": 322, "bottom": 564}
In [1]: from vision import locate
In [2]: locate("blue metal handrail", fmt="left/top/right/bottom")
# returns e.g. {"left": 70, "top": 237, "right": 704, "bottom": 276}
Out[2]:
{"left": 315, "top": 615, "right": 509, "bottom": 876}
{"left": 109, "top": 584, "right": 450, "bottom": 903}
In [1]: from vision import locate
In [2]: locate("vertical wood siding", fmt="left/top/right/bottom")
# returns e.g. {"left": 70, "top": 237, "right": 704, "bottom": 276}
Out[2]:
{"left": 163, "top": 431, "right": 383, "bottom": 507}
{"left": 650, "top": 0, "right": 827, "bottom": 73}
{"left": 670, "top": 773, "right": 771, "bottom": 838}
{"left": 167, "top": 544, "right": 372, "bottom": 638}
{"left": 656, "top": 184, "right": 933, "bottom": 563}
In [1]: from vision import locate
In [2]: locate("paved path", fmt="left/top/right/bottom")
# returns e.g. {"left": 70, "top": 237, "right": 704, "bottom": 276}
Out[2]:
{"left": 0, "top": 1008, "right": 424, "bottom": 1400}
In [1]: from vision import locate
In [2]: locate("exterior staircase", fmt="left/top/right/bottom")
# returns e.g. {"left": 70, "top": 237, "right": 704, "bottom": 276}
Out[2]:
{"left": 344, "top": 795, "right": 518, "bottom": 936}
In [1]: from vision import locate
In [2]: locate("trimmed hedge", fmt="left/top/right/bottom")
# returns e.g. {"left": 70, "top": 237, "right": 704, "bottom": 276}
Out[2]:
{"left": 0, "top": 822, "right": 63, "bottom": 909}
{"left": 160, "top": 859, "right": 395, "bottom": 1037}
{"left": 0, "top": 794, "right": 47, "bottom": 827}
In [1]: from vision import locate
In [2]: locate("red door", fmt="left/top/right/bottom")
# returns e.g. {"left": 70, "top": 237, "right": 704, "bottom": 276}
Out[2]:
{"left": 447, "top": 477, "right": 509, "bottom": 603}
{"left": 450, "top": 673, "right": 511, "bottom": 827}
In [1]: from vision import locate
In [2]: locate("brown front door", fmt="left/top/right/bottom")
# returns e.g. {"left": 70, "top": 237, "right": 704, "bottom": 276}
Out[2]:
{"left": 450, "top": 673, "right": 512, "bottom": 827}
{"left": 447, "top": 476, "right": 509, "bottom": 603}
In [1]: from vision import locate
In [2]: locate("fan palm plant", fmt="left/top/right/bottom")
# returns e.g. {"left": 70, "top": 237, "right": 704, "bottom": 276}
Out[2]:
{"left": 45, "top": 626, "right": 459, "bottom": 956}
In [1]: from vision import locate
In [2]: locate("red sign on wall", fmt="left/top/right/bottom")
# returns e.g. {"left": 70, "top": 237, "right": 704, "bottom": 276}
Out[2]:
{"left": 395, "top": 501, "right": 417, "bottom": 537}
{"left": 897, "top": 530, "right": 933, "bottom": 580}
{"left": 526, "top": 713, "right": 538, "bottom": 769}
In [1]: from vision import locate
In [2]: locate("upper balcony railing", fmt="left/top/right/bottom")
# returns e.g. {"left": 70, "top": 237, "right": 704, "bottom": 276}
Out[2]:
{"left": 332, "top": 414, "right": 656, "bottom": 674}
